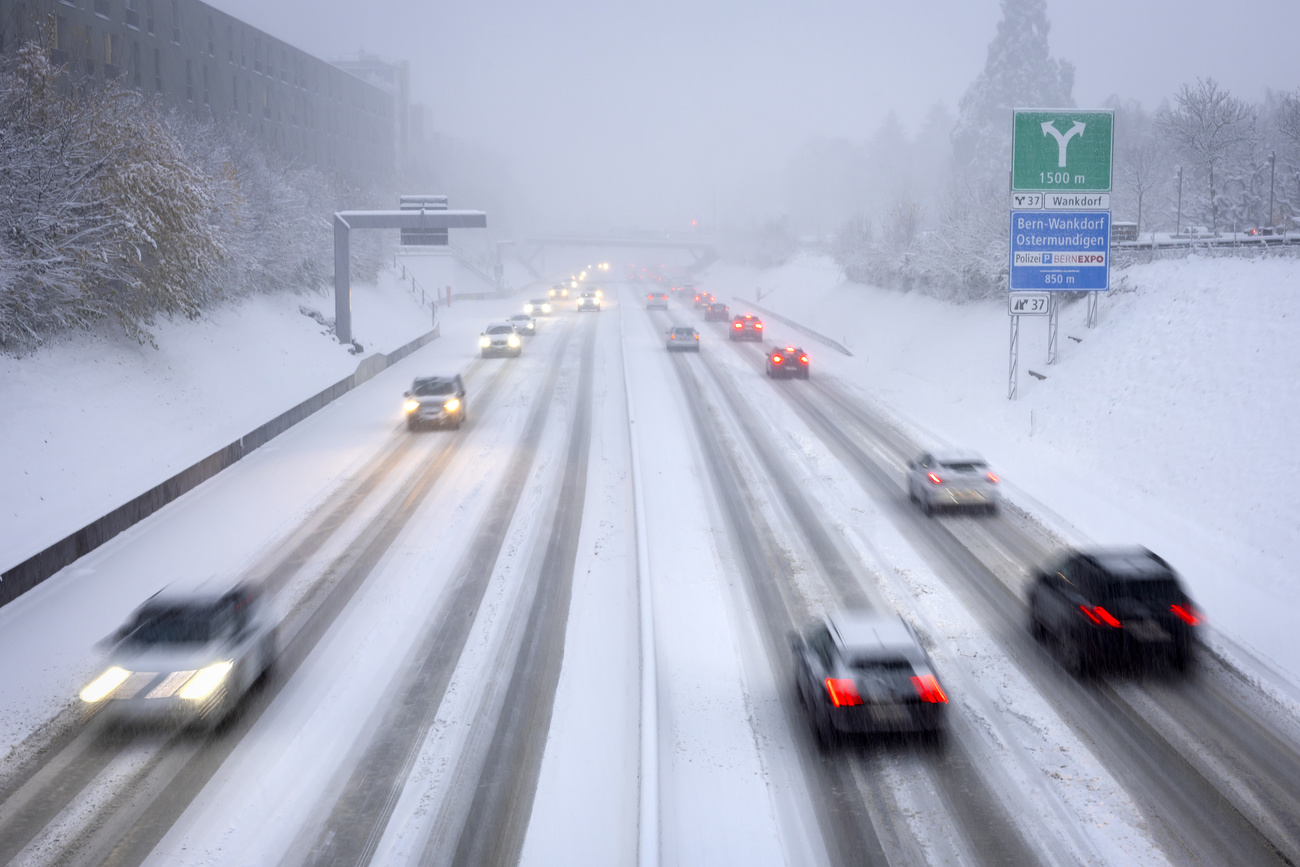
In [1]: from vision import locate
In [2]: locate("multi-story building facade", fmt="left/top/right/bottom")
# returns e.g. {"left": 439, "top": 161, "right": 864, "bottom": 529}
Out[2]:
{"left": 0, "top": 0, "right": 397, "bottom": 185}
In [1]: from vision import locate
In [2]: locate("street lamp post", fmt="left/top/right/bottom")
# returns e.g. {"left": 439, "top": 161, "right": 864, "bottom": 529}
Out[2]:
{"left": 1267, "top": 151, "right": 1276, "bottom": 231}
{"left": 1175, "top": 165, "right": 1183, "bottom": 236}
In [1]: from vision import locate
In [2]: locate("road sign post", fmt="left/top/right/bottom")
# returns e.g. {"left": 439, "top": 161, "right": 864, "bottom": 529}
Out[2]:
{"left": 1007, "top": 108, "right": 1114, "bottom": 398}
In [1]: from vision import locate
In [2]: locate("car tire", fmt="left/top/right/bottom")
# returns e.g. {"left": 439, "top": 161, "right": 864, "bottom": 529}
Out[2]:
{"left": 812, "top": 710, "right": 837, "bottom": 752}
{"left": 1029, "top": 609, "right": 1047, "bottom": 643}
{"left": 1058, "top": 630, "right": 1088, "bottom": 677}
{"left": 922, "top": 497, "right": 935, "bottom": 516}
{"left": 407, "top": 419, "right": 419, "bottom": 432}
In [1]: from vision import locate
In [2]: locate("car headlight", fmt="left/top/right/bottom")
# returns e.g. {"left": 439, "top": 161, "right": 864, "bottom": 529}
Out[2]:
{"left": 81, "top": 666, "right": 131, "bottom": 702}
{"left": 524, "top": 304, "right": 534, "bottom": 314}
{"left": 480, "top": 336, "right": 492, "bottom": 348}
{"left": 444, "top": 397, "right": 460, "bottom": 412}
{"left": 404, "top": 399, "right": 420, "bottom": 413}
{"left": 179, "top": 661, "right": 234, "bottom": 700}
{"left": 507, "top": 335, "right": 520, "bottom": 348}
{"left": 541, "top": 303, "right": 551, "bottom": 313}
{"left": 595, "top": 290, "right": 603, "bottom": 299}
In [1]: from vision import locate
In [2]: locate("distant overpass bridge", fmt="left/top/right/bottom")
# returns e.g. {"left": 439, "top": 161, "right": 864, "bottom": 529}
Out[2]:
{"left": 516, "top": 234, "right": 719, "bottom": 280}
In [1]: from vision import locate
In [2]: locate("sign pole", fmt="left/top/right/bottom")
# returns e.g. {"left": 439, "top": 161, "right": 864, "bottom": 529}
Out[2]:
{"left": 1008, "top": 313, "right": 1020, "bottom": 401}
{"left": 1087, "top": 292, "right": 1098, "bottom": 328}
{"left": 1047, "top": 292, "right": 1059, "bottom": 364}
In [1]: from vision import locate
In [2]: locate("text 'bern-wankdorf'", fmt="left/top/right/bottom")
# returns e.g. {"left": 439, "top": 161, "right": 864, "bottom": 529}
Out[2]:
{"left": 1013, "top": 215, "right": 1108, "bottom": 248}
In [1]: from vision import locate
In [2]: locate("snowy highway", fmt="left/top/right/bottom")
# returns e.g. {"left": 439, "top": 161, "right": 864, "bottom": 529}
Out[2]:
{"left": 2, "top": 286, "right": 1300, "bottom": 866}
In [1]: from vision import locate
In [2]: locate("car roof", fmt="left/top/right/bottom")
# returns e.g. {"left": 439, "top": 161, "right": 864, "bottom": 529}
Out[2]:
{"left": 671, "top": 325, "right": 697, "bottom": 332}
{"left": 508, "top": 313, "right": 531, "bottom": 319}
{"left": 827, "top": 611, "right": 918, "bottom": 655}
{"left": 486, "top": 321, "right": 514, "bottom": 329}
{"left": 1084, "top": 547, "right": 1173, "bottom": 578}
{"left": 140, "top": 576, "right": 257, "bottom": 610}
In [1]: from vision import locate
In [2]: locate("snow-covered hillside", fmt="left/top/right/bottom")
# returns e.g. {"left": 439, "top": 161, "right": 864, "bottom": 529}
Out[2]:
{"left": 0, "top": 270, "right": 521, "bottom": 572}
{"left": 703, "top": 252, "right": 1300, "bottom": 688}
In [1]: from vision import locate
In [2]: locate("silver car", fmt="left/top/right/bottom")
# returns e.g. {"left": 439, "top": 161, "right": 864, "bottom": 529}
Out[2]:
{"left": 791, "top": 611, "right": 947, "bottom": 747}
{"left": 507, "top": 313, "right": 536, "bottom": 336}
{"left": 404, "top": 374, "right": 466, "bottom": 430}
{"left": 576, "top": 290, "right": 601, "bottom": 312}
{"left": 666, "top": 326, "right": 700, "bottom": 351}
{"left": 80, "top": 581, "right": 276, "bottom": 731}
{"left": 524, "top": 299, "right": 552, "bottom": 316}
{"left": 907, "top": 451, "right": 1001, "bottom": 515}
{"left": 480, "top": 322, "right": 522, "bottom": 357}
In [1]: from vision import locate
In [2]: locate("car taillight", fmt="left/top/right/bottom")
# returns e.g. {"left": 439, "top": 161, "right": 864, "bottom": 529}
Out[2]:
{"left": 670, "top": 335, "right": 675, "bottom": 340}
{"left": 910, "top": 674, "right": 948, "bottom": 704}
{"left": 927, "top": 472, "right": 942, "bottom": 484}
{"left": 734, "top": 322, "right": 743, "bottom": 328}
{"left": 799, "top": 355, "right": 808, "bottom": 364}
{"left": 986, "top": 472, "right": 999, "bottom": 483}
{"left": 772, "top": 355, "right": 783, "bottom": 363}
{"left": 694, "top": 334, "right": 699, "bottom": 340}
{"left": 1170, "top": 604, "right": 1200, "bottom": 625}
{"left": 1080, "top": 605, "right": 1122, "bottom": 627}
{"left": 824, "top": 678, "right": 862, "bottom": 707}
{"left": 755, "top": 322, "right": 762, "bottom": 329}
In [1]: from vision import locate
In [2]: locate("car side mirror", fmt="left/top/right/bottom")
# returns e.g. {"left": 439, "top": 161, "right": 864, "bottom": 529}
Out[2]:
{"left": 403, "top": 391, "right": 411, "bottom": 397}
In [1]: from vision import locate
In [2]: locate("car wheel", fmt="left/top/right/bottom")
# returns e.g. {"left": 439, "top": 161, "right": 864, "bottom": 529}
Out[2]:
{"left": 1029, "top": 609, "right": 1047, "bottom": 643}
{"left": 407, "top": 419, "right": 419, "bottom": 432}
{"left": 1058, "top": 631, "right": 1088, "bottom": 677}
{"left": 812, "top": 709, "right": 837, "bottom": 752}
{"left": 922, "top": 497, "right": 935, "bottom": 516}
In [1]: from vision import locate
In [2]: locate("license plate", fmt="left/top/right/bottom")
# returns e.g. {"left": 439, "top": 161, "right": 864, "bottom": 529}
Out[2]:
{"left": 1127, "top": 620, "right": 1171, "bottom": 643}
{"left": 869, "top": 704, "right": 910, "bottom": 725}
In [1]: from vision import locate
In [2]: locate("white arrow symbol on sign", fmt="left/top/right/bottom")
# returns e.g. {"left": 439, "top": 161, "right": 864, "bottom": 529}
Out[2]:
{"left": 1041, "top": 120, "right": 1086, "bottom": 167}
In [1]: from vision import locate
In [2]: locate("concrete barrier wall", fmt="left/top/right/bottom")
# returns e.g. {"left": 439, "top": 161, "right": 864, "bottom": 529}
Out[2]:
{"left": 0, "top": 324, "right": 440, "bottom": 608}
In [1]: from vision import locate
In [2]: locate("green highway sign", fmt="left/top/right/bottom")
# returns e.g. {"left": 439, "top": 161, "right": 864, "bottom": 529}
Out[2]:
{"left": 1012, "top": 109, "right": 1113, "bottom": 193}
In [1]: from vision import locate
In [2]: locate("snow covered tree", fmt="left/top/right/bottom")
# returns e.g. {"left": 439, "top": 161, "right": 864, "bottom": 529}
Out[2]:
{"left": 1158, "top": 78, "right": 1256, "bottom": 232}
{"left": 951, "top": 0, "right": 1075, "bottom": 191}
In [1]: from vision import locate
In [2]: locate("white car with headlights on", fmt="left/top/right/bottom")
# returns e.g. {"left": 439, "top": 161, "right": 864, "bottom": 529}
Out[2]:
{"left": 907, "top": 451, "right": 1001, "bottom": 515}
{"left": 524, "top": 299, "right": 552, "bottom": 316}
{"left": 480, "top": 323, "right": 522, "bottom": 358}
{"left": 576, "top": 290, "right": 601, "bottom": 312}
{"left": 80, "top": 581, "right": 276, "bottom": 731}
{"left": 404, "top": 374, "right": 466, "bottom": 430}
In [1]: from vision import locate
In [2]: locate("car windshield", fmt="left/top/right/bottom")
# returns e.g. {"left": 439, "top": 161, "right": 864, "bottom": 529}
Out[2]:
{"left": 509, "top": 315, "right": 529, "bottom": 322}
{"left": 413, "top": 380, "right": 454, "bottom": 396}
{"left": 488, "top": 326, "right": 513, "bottom": 335}
{"left": 128, "top": 606, "right": 225, "bottom": 644}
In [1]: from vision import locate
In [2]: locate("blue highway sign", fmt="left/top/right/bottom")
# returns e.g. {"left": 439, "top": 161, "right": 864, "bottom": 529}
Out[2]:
{"left": 1009, "top": 210, "right": 1110, "bottom": 291}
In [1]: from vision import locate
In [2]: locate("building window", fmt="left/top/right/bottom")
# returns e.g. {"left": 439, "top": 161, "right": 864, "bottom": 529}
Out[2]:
{"left": 202, "top": 64, "right": 209, "bottom": 104}
{"left": 185, "top": 59, "right": 193, "bottom": 101}
{"left": 104, "top": 32, "right": 121, "bottom": 77}
{"left": 206, "top": 15, "right": 213, "bottom": 56}
{"left": 125, "top": 0, "right": 140, "bottom": 29}
{"left": 94, "top": 0, "right": 110, "bottom": 18}
{"left": 153, "top": 46, "right": 162, "bottom": 91}
{"left": 279, "top": 48, "right": 286, "bottom": 81}
{"left": 146, "top": 0, "right": 155, "bottom": 34}
{"left": 253, "top": 37, "right": 261, "bottom": 73}
{"left": 132, "top": 41, "right": 141, "bottom": 86}
{"left": 170, "top": 0, "right": 179, "bottom": 44}
{"left": 226, "top": 24, "right": 232, "bottom": 63}
{"left": 240, "top": 31, "right": 246, "bottom": 68}
{"left": 245, "top": 80, "right": 251, "bottom": 115}
{"left": 262, "top": 86, "right": 270, "bottom": 119}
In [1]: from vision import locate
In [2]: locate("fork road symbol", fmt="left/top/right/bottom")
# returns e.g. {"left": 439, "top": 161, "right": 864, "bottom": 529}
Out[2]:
{"left": 1041, "top": 121, "right": 1086, "bottom": 168}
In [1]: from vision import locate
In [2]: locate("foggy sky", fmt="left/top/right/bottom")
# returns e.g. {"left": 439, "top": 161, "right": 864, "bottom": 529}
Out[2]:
{"left": 211, "top": 0, "right": 1299, "bottom": 231}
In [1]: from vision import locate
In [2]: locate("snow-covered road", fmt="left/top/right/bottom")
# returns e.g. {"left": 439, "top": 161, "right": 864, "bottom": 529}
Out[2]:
{"left": 2, "top": 284, "right": 1300, "bottom": 866}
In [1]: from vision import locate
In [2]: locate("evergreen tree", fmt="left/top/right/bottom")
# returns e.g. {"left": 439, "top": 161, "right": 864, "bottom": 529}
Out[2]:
{"left": 951, "top": 0, "right": 1075, "bottom": 191}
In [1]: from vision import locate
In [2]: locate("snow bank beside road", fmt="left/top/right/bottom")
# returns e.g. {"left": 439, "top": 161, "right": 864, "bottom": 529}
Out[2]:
{"left": 702, "top": 253, "right": 1300, "bottom": 686}
{"left": 0, "top": 270, "right": 494, "bottom": 574}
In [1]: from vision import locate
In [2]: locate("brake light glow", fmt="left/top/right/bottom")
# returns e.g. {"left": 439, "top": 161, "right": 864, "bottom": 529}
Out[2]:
{"left": 734, "top": 322, "right": 743, "bottom": 328}
{"left": 1170, "top": 604, "right": 1200, "bottom": 625}
{"left": 927, "top": 472, "right": 942, "bottom": 484}
{"left": 910, "top": 674, "right": 948, "bottom": 704}
{"left": 824, "top": 678, "right": 863, "bottom": 707}
{"left": 799, "top": 355, "right": 808, "bottom": 364}
{"left": 755, "top": 322, "right": 762, "bottom": 329}
{"left": 986, "top": 472, "right": 999, "bottom": 483}
{"left": 1080, "top": 605, "right": 1122, "bottom": 627}
{"left": 771, "top": 355, "right": 783, "bottom": 363}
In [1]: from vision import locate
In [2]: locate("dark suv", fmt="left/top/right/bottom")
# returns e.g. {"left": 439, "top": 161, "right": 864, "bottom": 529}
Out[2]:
{"left": 1028, "top": 548, "right": 1199, "bottom": 676}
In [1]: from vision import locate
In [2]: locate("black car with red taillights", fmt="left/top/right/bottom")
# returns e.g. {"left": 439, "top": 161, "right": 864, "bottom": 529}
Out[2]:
{"left": 767, "top": 345, "right": 809, "bottom": 378}
{"left": 1028, "top": 548, "right": 1199, "bottom": 676}
{"left": 791, "top": 612, "right": 947, "bottom": 749}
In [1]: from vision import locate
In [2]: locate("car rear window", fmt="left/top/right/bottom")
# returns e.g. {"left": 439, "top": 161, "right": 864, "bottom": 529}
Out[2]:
{"left": 848, "top": 655, "right": 915, "bottom": 672}
{"left": 939, "top": 461, "right": 988, "bottom": 472}
{"left": 1099, "top": 577, "right": 1182, "bottom": 603}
